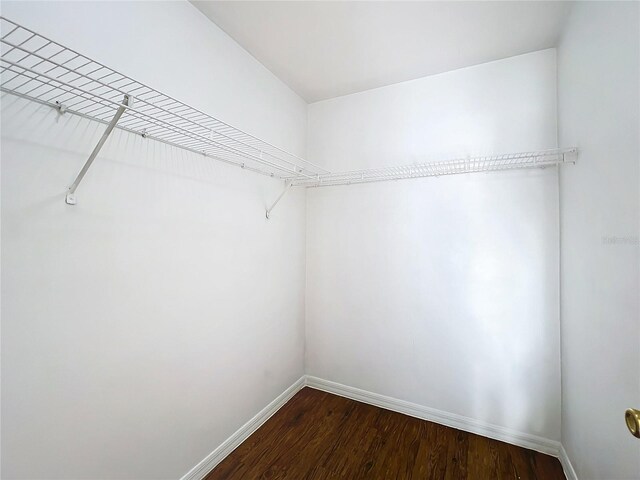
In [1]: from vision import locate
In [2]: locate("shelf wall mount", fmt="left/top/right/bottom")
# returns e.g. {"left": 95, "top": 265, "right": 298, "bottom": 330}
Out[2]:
{"left": 65, "top": 94, "right": 133, "bottom": 205}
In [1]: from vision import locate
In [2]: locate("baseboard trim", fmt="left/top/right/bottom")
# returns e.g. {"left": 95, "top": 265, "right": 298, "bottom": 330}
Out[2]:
{"left": 305, "top": 375, "right": 561, "bottom": 458}
{"left": 559, "top": 445, "right": 578, "bottom": 480}
{"left": 179, "top": 376, "right": 306, "bottom": 480}
{"left": 180, "top": 375, "right": 570, "bottom": 480}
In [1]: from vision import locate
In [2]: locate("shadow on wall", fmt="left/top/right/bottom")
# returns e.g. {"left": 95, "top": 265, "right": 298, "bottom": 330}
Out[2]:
{"left": 461, "top": 172, "right": 558, "bottom": 437}
{"left": 310, "top": 169, "right": 562, "bottom": 438}
{"left": 0, "top": 94, "right": 280, "bottom": 209}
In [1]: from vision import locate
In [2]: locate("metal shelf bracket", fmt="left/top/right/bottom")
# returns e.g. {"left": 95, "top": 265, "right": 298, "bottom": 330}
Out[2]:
{"left": 265, "top": 181, "right": 293, "bottom": 219}
{"left": 65, "top": 94, "right": 133, "bottom": 205}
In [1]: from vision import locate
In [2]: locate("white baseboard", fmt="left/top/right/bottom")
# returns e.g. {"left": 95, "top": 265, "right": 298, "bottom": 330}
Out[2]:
{"left": 559, "top": 445, "right": 578, "bottom": 480}
{"left": 180, "top": 375, "right": 573, "bottom": 480}
{"left": 305, "top": 375, "right": 562, "bottom": 458}
{"left": 179, "top": 376, "right": 306, "bottom": 480}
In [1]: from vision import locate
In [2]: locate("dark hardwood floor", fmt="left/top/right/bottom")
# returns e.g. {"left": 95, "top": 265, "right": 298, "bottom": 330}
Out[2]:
{"left": 205, "top": 387, "right": 565, "bottom": 480}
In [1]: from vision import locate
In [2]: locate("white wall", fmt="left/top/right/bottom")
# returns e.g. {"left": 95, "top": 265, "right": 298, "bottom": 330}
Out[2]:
{"left": 306, "top": 50, "right": 562, "bottom": 441}
{"left": 0, "top": 2, "right": 307, "bottom": 479}
{"left": 558, "top": 2, "right": 640, "bottom": 479}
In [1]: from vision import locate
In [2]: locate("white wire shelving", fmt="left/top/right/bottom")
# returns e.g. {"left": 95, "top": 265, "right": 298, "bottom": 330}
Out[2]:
{"left": 0, "top": 16, "right": 329, "bottom": 205}
{"left": 288, "top": 148, "right": 577, "bottom": 188}
{"left": 0, "top": 16, "right": 576, "bottom": 215}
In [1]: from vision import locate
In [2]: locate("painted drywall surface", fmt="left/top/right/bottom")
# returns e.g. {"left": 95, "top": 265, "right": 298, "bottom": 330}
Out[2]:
{"left": 1, "top": 2, "right": 306, "bottom": 479}
{"left": 557, "top": 2, "right": 640, "bottom": 479}
{"left": 306, "top": 50, "right": 562, "bottom": 440}
{"left": 0, "top": 1, "right": 306, "bottom": 158}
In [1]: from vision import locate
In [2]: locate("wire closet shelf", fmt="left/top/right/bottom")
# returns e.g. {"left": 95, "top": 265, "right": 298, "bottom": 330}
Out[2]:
{"left": 0, "top": 16, "right": 576, "bottom": 206}
{"left": 288, "top": 148, "right": 577, "bottom": 187}
{"left": 0, "top": 17, "right": 328, "bottom": 180}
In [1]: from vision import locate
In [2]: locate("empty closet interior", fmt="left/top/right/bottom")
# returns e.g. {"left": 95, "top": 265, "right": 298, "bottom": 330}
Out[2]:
{"left": 1, "top": 1, "right": 638, "bottom": 480}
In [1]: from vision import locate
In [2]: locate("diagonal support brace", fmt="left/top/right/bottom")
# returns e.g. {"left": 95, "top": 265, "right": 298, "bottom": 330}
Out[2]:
{"left": 265, "top": 180, "right": 293, "bottom": 219}
{"left": 65, "top": 94, "right": 133, "bottom": 205}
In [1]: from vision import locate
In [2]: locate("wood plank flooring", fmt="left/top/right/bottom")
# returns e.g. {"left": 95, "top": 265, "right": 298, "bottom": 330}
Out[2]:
{"left": 205, "top": 387, "right": 565, "bottom": 480}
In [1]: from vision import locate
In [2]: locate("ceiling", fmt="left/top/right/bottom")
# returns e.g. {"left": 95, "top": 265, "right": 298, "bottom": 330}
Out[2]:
{"left": 192, "top": 1, "right": 572, "bottom": 103}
